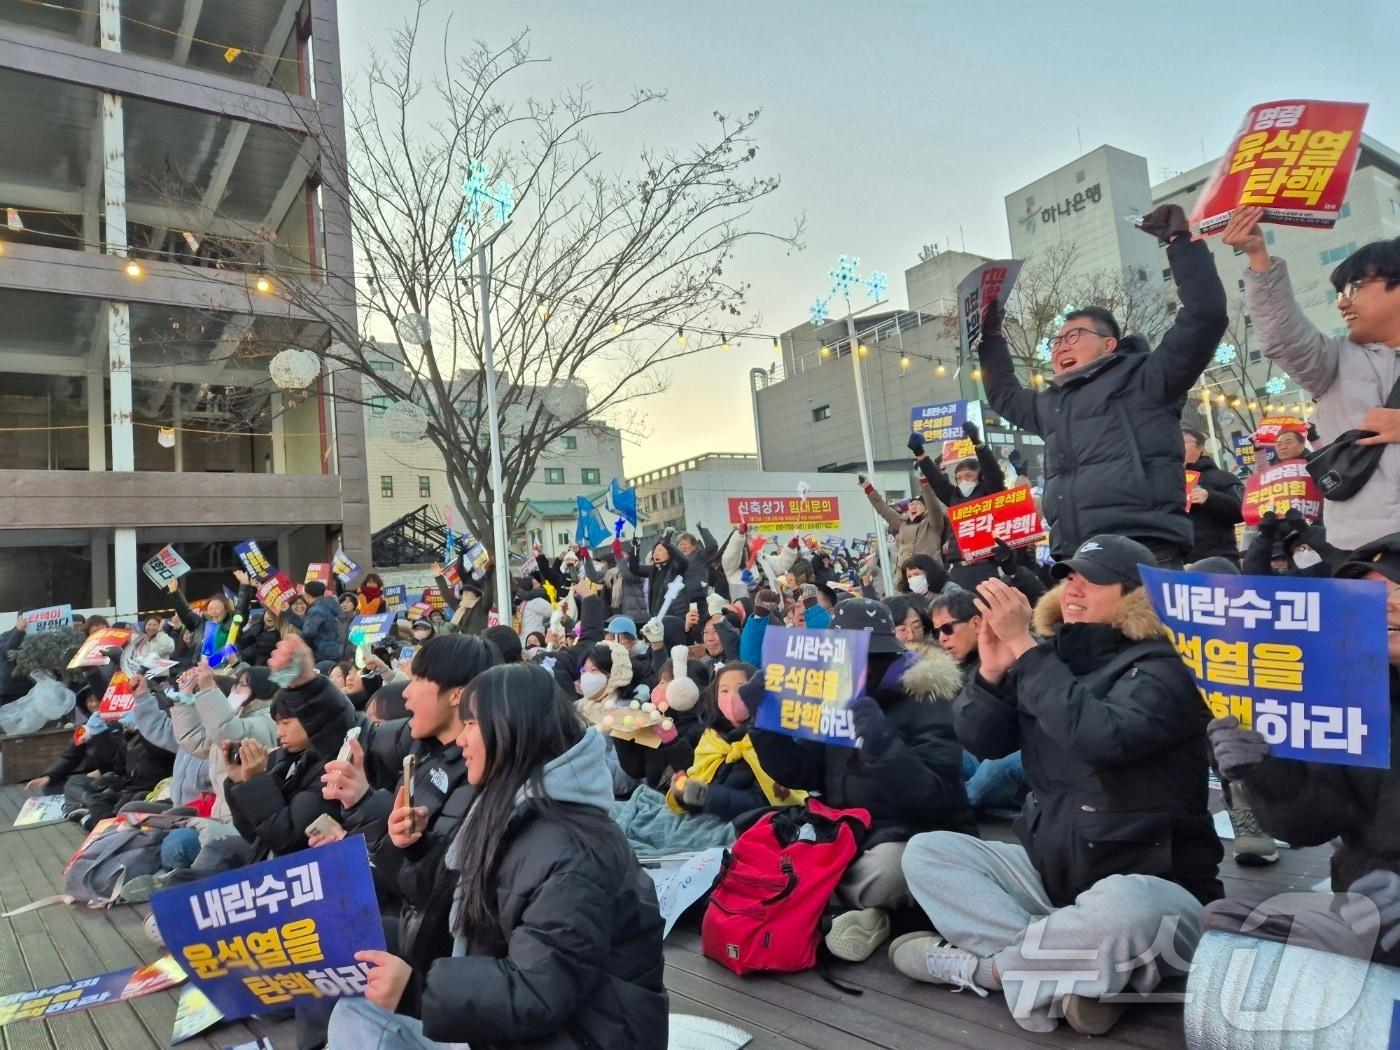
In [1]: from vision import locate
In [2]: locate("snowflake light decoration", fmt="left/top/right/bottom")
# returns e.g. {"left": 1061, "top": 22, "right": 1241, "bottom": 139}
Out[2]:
{"left": 828, "top": 255, "right": 861, "bottom": 298}
{"left": 1266, "top": 375, "right": 1288, "bottom": 396}
{"left": 383, "top": 401, "right": 430, "bottom": 443}
{"left": 864, "top": 271, "right": 889, "bottom": 301}
{"left": 1214, "top": 343, "right": 1238, "bottom": 366}
{"left": 268, "top": 347, "right": 320, "bottom": 390}
{"left": 452, "top": 223, "right": 470, "bottom": 263}
{"left": 460, "top": 160, "right": 514, "bottom": 228}
{"left": 809, "top": 298, "right": 829, "bottom": 327}
{"left": 1034, "top": 304, "right": 1080, "bottom": 362}
{"left": 396, "top": 313, "right": 432, "bottom": 346}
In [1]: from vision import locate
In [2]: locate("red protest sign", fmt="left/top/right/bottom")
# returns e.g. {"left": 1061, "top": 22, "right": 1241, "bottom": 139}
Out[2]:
{"left": 256, "top": 572, "right": 296, "bottom": 616}
{"left": 303, "top": 563, "right": 333, "bottom": 587}
{"left": 726, "top": 497, "right": 841, "bottom": 533}
{"left": 947, "top": 484, "right": 1045, "bottom": 562}
{"left": 422, "top": 587, "right": 446, "bottom": 611}
{"left": 67, "top": 627, "right": 133, "bottom": 669}
{"left": 99, "top": 670, "right": 136, "bottom": 720}
{"left": 442, "top": 563, "right": 461, "bottom": 587}
{"left": 1192, "top": 100, "right": 1368, "bottom": 235}
{"left": 1252, "top": 415, "right": 1307, "bottom": 446}
{"left": 941, "top": 438, "right": 976, "bottom": 469}
{"left": 1243, "top": 460, "right": 1323, "bottom": 524}
{"left": 1185, "top": 469, "right": 1201, "bottom": 512}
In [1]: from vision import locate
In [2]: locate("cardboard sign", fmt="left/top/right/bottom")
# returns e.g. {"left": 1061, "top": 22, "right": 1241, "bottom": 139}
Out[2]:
{"left": 946, "top": 484, "right": 1045, "bottom": 563}
{"left": 255, "top": 572, "right": 297, "bottom": 617}
{"left": 1191, "top": 100, "right": 1368, "bottom": 234}
{"left": 142, "top": 545, "right": 191, "bottom": 588}
{"left": 0, "top": 956, "right": 184, "bottom": 1026}
{"left": 67, "top": 627, "right": 133, "bottom": 669}
{"left": 149, "top": 838, "right": 385, "bottom": 1021}
{"left": 347, "top": 612, "right": 393, "bottom": 645}
{"left": 1253, "top": 415, "right": 1307, "bottom": 446}
{"left": 726, "top": 497, "right": 840, "bottom": 534}
{"left": 753, "top": 627, "right": 869, "bottom": 748}
{"left": 1243, "top": 460, "right": 1323, "bottom": 524}
{"left": 233, "top": 541, "right": 272, "bottom": 581}
{"left": 303, "top": 563, "right": 333, "bottom": 587}
{"left": 99, "top": 670, "right": 136, "bottom": 720}
{"left": 1144, "top": 566, "right": 1390, "bottom": 768}
{"left": 911, "top": 401, "right": 985, "bottom": 467}
{"left": 23, "top": 604, "right": 72, "bottom": 635}
{"left": 1185, "top": 469, "right": 1202, "bottom": 512}
{"left": 957, "top": 259, "right": 1023, "bottom": 355}
{"left": 331, "top": 548, "right": 361, "bottom": 585}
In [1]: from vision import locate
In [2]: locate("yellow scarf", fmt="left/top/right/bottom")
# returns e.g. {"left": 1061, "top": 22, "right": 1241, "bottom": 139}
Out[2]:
{"left": 666, "top": 729, "right": 808, "bottom": 815}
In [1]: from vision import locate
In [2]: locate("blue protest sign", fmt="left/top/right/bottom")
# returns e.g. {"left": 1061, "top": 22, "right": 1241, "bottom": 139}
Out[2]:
{"left": 1141, "top": 566, "right": 1391, "bottom": 768}
{"left": 150, "top": 838, "right": 385, "bottom": 1021}
{"left": 331, "top": 547, "right": 361, "bottom": 585}
{"left": 754, "top": 626, "right": 869, "bottom": 748}
{"left": 233, "top": 540, "right": 272, "bottom": 581}
{"left": 382, "top": 584, "right": 407, "bottom": 612}
{"left": 348, "top": 612, "right": 394, "bottom": 645}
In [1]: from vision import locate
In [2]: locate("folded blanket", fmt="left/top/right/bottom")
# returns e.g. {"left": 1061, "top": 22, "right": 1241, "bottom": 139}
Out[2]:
{"left": 611, "top": 785, "right": 735, "bottom": 858}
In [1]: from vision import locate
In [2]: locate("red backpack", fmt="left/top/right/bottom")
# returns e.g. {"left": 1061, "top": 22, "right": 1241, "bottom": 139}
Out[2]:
{"left": 701, "top": 800, "right": 872, "bottom": 975}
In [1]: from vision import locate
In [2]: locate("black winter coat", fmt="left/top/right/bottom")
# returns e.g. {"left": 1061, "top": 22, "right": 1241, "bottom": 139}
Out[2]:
{"left": 614, "top": 706, "right": 704, "bottom": 790}
{"left": 628, "top": 541, "right": 689, "bottom": 619}
{"left": 955, "top": 586, "right": 1222, "bottom": 907}
{"left": 919, "top": 442, "right": 1007, "bottom": 510}
{"left": 1243, "top": 669, "right": 1400, "bottom": 963}
{"left": 0, "top": 626, "right": 33, "bottom": 702}
{"left": 238, "top": 622, "right": 281, "bottom": 666}
{"left": 224, "top": 748, "right": 337, "bottom": 861}
{"left": 43, "top": 724, "right": 129, "bottom": 784}
{"left": 1186, "top": 454, "right": 1244, "bottom": 562}
{"left": 751, "top": 645, "right": 978, "bottom": 848}
{"left": 978, "top": 236, "right": 1227, "bottom": 558}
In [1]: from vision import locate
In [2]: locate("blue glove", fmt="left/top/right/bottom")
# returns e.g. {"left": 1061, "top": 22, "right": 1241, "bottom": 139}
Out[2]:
{"left": 84, "top": 712, "right": 109, "bottom": 737}
{"left": 119, "top": 710, "right": 137, "bottom": 729}
{"left": 850, "top": 696, "right": 892, "bottom": 754}
{"left": 1341, "top": 870, "right": 1400, "bottom": 954}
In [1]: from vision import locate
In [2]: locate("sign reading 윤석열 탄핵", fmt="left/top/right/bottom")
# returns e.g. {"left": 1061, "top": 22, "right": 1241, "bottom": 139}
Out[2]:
{"left": 150, "top": 837, "right": 385, "bottom": 1020}
{"left": 754, "top": 626, "right": 869, "bottom": 748}
{"left": 1141, "top": 566, "right": 1391, "bottom": 768}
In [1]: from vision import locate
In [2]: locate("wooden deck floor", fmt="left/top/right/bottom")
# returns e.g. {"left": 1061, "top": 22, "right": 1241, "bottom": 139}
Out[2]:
{"left": 0, "top": 785, "right": 1330, "bottom": 1050}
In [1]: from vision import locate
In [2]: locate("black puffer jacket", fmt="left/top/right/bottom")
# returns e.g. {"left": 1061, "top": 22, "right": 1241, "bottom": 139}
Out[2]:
{"left": 1186, "top": 454, "right": 1244, "bottom": 562}
{"left": 404, "top": 732, "right": 667, "bottom": 1050}
{"left": 1243, "top": 668, "right": 1400, "bottom": 962}
{"left": 751, "top": 644, "right": 978, "bottom": 848}
{"left": 955, "top": 586, "right": 1223, "bottom": 907}
{"left": 627, "top": 540, "right": 689, "bottom": 619}
{"left": 977, "top": 236, "right": 1227, "bottom": 559}
{"left": 919, "top": 441, "right": 1007, "bottom": 510}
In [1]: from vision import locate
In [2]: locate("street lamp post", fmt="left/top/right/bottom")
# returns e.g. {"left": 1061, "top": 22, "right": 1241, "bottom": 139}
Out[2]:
{"left": 811, "top": 257, "right": 895, "bottom": 597}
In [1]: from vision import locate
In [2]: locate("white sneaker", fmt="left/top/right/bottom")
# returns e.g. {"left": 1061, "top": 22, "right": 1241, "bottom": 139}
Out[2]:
{"left": 143, "top": 912, "right": 164, "bottom": 946}
{"left": 888, "top": 932, "right": 989, "bottom": 997}
{"left": 825, "top": 907, "right": 890, "bottom": 962}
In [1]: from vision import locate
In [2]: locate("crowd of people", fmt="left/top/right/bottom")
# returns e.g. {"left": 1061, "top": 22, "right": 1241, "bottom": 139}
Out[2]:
{"left": 0, "top": 205, "right": 1398, "bottom": 1047}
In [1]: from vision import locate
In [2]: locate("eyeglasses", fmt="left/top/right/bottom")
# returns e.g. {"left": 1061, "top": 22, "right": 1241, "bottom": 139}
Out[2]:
{"left": 934, "top": 617, "right": 971, "bottom": 638}
{"left": 1339, "top": 277, "right": 1391, "bottom": 302}
{"left": 1047, "top": 327, "right": 1107, "bottom": 352}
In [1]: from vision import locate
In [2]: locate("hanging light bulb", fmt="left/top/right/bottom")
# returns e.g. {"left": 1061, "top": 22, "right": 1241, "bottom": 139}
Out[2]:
{"left": 1229, "top": 397, "right": 1240, "bottom": 408}
{"left": 857, "top": 343, "right": 868, "bottom": 357}
{"left": 721, "top": 333, "right": 731, "bottom": 352}
{"left": 820, "top": 345, "right": 830, "bottom": 358}
{"left": 157, "top": 427, "right": 175, "bottom": 449}
{"left": 935, "top": 361, "right": 947, "bottom": 377}
{"left": 125, "top": 260, "right": 142, "bottom": 279}
{"left": 611, "top": 316, "right": 622, "bottom": 334}
{"left": 971, "top": 366, "right": 982, "bottom": 381}
{"left": 255, "top": 273, "right": 271, "bottom": 294}
{"left": 1216, "top": 394, "right": 1227, "bottom": 404}
{"left": 771, "top": 337, "right": 780, "bottom": 354}
{"left": 537, "top": 297, "right": 551, "bottom": 321}
{"left": 900, "top": 354, "right": 910, "bottom": 370}
{"left": 676, "top": 328, "right": 687, "bottom": 347}
{"left": 1031, "top": 373, "right": 1043, "bottom": 386}
{"left": 1248, "top": 401, "right": 1258, "bottom": 410}
{"left": 1267, "top": 403, "right": 1276, "bottom": 412}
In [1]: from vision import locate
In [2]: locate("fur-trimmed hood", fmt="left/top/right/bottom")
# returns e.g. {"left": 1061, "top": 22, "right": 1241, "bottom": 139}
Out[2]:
{"left": 1031, "top": 584, "right": 1168, "bottom": 643}
{"left": 883, "top": 643, "right": 964, "bottom": 703}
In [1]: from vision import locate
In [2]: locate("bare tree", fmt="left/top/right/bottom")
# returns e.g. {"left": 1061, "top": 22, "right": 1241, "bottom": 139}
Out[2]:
{"left": 148, "top": 4, "right": 800, "bottom": 558}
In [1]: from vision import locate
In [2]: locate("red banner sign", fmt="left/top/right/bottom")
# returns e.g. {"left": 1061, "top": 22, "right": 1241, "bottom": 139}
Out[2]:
{"left": 1192, "top": 100, "right": 1368, "bottom": 234}
{"left": 727, "top": 497, "right": 841, "bottom": 533}
{"left": 422, "top": 586, "right": 447, "bottom": 611}
{"left": 1243, "top": 460, "right": 1323, "bottom": 524}
{"left": 67, "top": 628, "right": 133, "bottom": 670}
{"left": 303, "top": 562, "right": 333, "bottom": 587}
{"left": 1185, "top": 469, "right": 1201, "bottom": 512}
{"left": 99, "top": 670, "right": 136, "bottom": 720}
{"left": 947, "top": 484, "right": 1044, "bottom": 563}
{"left": 255, "top": 572, "right": 296, "bottom": 616}
{"left": 1253, "top": 415, "right": 1307, "bottom": 446}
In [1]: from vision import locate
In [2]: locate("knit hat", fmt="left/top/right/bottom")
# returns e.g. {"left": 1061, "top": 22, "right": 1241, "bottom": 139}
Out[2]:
{"left": 272, "top": 678, "right": 357, "bottom": 757}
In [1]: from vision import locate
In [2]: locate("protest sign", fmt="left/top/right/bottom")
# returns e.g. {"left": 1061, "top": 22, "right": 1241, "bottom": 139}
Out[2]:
{"left": 1143, "top": 566, "right": 1390, "bottom": 768}
{"left": 1185, "top": 469, "right": 1202, "bottom": 512}
{"left": 233, "top": 541, "right": 272, "bottom": 581}
{"left": 463, "top": 534, "right": 490, "bottom": 575}
{"left": 12, "top": 795, "right": 67, "bottom": 827}
{"left": 1233, "top": 435, "right": 1257, "bottom": 469}
{"left": 0, "top": 956, "right": 184, "bottom": 1026}
{"left": 1253, "top": 415, "right": 1307, "bottom": 446}
{"left": 406, "top": 601, "right": 432, "bottom": 621}
{"left": 441, "top": 562, "right": 461, "bottom": 587}
{"left": 142, "top": 545, "right": 191, "bottom": 588}
{"left": 422, "top": 586, "right": 446, "bottom": 611}
{"left": 946, "top": 484, "right": 1045, "bottom": 563}
{"left": 957, "top": 259, "right": 1023, "bottom": 355}
{"left": 331, "top": 547, "right": 361, "bottom": 585}
{"left": 347, "top": 612, "right": 394, "bottom": 645}
{"left": 99, "top": 670, "right": 136, "bottom": 720}
{"left": 644, "top": 849, "right": 726, "bottom": 938}
{"left": 150, "top": 838, "right": 385, "bottom": 1020}
{"left": 67, "top": 627, "right": 133, "bottom": 669}
{"left": 255, "top": 572, "right": 297, "bottom": 616}
{"left": 382, "top": 584, "right": 407, "bottom": 613}
{"left": 1191, "top": 100, "right": 1368, "bottom": 235}
{"left": 171, "top": 984, "right": 223, "bottom": 1044}
{"left": 726, "top": 497, "right": 841, "bottom": 533}
{"left": 1243, "top": 460, "right": 1323, "bottom": 524}
{"left": 303, "top": 563, "right": 333, "bottom": 587}
{"left": 910, "top": 400, "right": 985, "bottom": 467}
{"left": 754, "top": 626, "right": 869, "bottom": 748}
{"left": 23, "top": 604, "right": 72, "bottom": 635}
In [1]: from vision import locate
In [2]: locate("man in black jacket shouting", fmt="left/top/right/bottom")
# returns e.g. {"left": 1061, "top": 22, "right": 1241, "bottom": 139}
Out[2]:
{"left": 1182, "top": 426, "right": 1244, "bottom": 564}
{"left": 975, "top": 205, "right": 1228, "bottom": 568}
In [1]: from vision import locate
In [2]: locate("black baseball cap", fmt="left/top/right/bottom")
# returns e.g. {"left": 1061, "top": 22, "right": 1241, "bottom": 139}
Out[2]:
{"left": 1335, "top": 532, "right": 1400, "bottom": 587}
{"left": 1050, "top": 535, "right": 1158, "bottom": 587}
{"left": 830, "top": 597, "right": 903, "bottom": 654}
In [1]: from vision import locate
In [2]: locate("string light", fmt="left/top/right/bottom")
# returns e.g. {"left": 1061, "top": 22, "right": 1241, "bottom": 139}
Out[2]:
{"left": 1229, "top": 397, "right": 1240, "bottom": 408}
{"left": 721, "top": 334, "right": 731, "bottom": 352}
{"left": 857, "top": 343, "right": 868, "bottom": 357}
{"left": 971, "top": 367, "right": 981, "bottom": 381}
{"left": 1266, "top": 403, "right": 1276, "bottom": 412}
{"left": 772, "top": 337, "right": 780, "bottom": 354}
{"left": 611, "top": 316, "right": 622, "bottom": 334}
{"left": 676, "top": 328, "right": 687, "bottom": 347}
{"left": 820, "top": 345, "right": 830, "bottom": 358}
{"left": 125, "top": 260, "right": 142, "bottom": 279}
{"left": 1031, "top": 373, "right": 1043, "bottom": 386}
{"left": 900, "top": 354, "right": 909, "bottom": 370}
{"left": 935, "top": 362, "right": 947, "bottom": 377}
{"left": 537, "top": 297, "right": 551, "bottom": 321}
{"left": 1216, "top": 394, "right": 1227, "bottom": 404}
{"left": 1248, "top": 401, "right": 1258, "bottom": 410}
{"left": 255, "top": 274, "right": 271, "bottom": 294}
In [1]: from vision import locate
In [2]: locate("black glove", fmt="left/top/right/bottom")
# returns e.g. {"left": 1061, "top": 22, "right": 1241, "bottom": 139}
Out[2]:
{"left": 991, "top": 538, "right": 1017, "bottom": 574}
{"left": 1007, "top": 449, "right": 1027, "bottom": 475}
{"left": 1279, "top": 508, "right": 1306, "bottom": 544}
{"left": 738, "top": 670, "right": 767, "bottom": 715}
{"left": 678, "top": 777, "right": 710, "bottom": 814}
{"left": 982, "top": 302, "right": 1003, "bottom": 340}
{"left": 1306, "top": 422, "right": 1319, "bottom": 444}
{"left": 1136, "top": 204, "right": 1190, "bottom": 244}
{"left": 1207, "top": 716, "right": 1271, "bottom": 781}
{"left": 1257, "top": 511, "right": 1279, "bottom": 536}
{"left": 962, "top": 420, "right": 981, "bottom": 445}
{"left": 850, "top": 696, "right": 892, "bottom": 755}
{"left": 907, "top": 432, "right": 926, "bottom": 457}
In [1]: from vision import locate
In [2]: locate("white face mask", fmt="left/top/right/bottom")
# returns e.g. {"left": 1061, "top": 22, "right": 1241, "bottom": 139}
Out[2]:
{"left": 1292, "top": 547, "right": 1323, "bottom": 570}
{"left": 957, "top": 480, "right": 978, "bottom": 497}
{"left": 579, "top": 670, "right": 608, "bottom": 699}
{"left": 228, "top": 687, "right": 252, "bottom": 711}
{"left": 907, "top": 574, "right": 930, "bottom": 594}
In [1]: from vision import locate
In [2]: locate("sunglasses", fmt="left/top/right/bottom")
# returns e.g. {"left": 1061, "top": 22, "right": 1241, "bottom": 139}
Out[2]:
{"left": 934, "top": 617, "right": 971, "bottom": 638}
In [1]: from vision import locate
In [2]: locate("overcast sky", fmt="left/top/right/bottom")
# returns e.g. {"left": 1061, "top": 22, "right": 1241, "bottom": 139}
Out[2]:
{"left": 336, "top": 0, "right": 1396, "bottom": 476}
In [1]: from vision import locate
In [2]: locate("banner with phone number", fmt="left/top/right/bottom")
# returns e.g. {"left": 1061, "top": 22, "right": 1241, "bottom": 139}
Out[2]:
{"left": 1142, "top": 566, "right": 1390, "bottom": 768}
{"left": 150, "top": 838, "right": 385, "bottom": 1020}
{"left": 946, "top": 484, "right": 1044, "bottom": 562}
{"left": 727, "top": 497, "right": 840, "bottom": 533}
{"left": 754, "top": 626, "right": 868, "bottom": 748}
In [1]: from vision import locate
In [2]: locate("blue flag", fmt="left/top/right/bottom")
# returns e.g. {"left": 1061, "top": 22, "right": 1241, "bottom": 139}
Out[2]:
{"left": 575, "top": 497, "right": 610, "bottom": 549}
{"left": 609, "top": 477, "right": 638, "bottom": 527}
